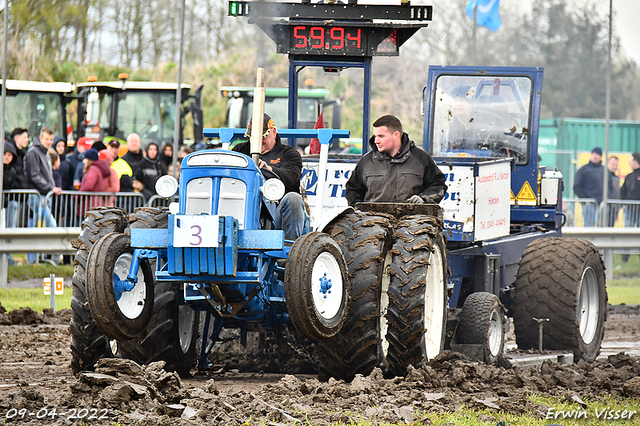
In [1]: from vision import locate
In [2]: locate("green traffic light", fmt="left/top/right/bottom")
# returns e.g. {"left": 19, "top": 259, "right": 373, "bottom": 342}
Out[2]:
{"left": 229, "top": 1, "right": 238, "bottom": 16}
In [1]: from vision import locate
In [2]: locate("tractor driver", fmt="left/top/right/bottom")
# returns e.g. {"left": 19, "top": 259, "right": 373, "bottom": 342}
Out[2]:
{"left": 345, "top": 115, "right": 447, "bottom": 206}
{"left": 447, "top": 85, "right": 478, "bottom": 149}
{"left": 233, "top": 113, "right": 308, "bottom": 241}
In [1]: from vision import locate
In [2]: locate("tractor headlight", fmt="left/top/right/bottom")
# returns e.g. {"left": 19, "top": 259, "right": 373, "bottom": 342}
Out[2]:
{"left": 155, "top": 175, "right": 179, "bottom": 198}
{"left": 262, "top": 178, "right": 285, "bottom": 202}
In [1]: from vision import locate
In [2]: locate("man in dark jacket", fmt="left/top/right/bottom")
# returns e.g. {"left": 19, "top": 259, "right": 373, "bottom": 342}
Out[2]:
{"left": 346, "top": 115, "right": 447, "bottom": 206}
{"left": 5, "top": 127, "right": 29, "bottom": 189}
{"left": 24, "top": 127, "right": 62, "bottom": 263}
{"left": 233, "top": 113, "right": 307, "bottom": 240}
{"left": 3, "top": 143, "right": 20, "bottom": 262}
{"left": 573, "top": 147, "right": 604, "bottom": 227}
{"left": 122, "top": 133, "right": 144, "bottom": 172}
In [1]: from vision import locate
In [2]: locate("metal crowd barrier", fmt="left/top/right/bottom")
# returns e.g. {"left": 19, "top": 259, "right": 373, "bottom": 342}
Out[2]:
{"left": 1, "top": 189, "right": 146, "bottom": 229}
{"left": 44, "top": 190, "right": 146, "bottom": 228}
{"left": 564, "top": 197, "right": 640, "bottom": 228}
{"left": 148, "top": 194, "right": 179, "bottom": 208}
{"left": 563, "top": 198, "right": 599, "bottom": 227}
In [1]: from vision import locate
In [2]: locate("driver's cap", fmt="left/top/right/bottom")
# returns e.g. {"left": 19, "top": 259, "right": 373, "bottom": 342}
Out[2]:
{"left": 245, "top": 113, "right": 276, "bottom": 139}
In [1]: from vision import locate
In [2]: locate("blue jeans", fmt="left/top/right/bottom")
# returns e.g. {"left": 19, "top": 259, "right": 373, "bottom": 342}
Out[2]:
{"left": 4, "top": 200, "right": 19, "bottom": 228}
{"left": 581, "top": 203, "right": 596, "bottom": 227}
{"left": 27, "top": 194, "right": 57, "bottom": 263}
{"left": 275, "top": 192, "right": 310, "bottom": 241}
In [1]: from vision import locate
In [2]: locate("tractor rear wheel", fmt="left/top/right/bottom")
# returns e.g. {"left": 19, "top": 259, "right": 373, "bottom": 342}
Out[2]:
{"left": 315, "top": 212, "right": 391, "bottom": 381}
{"left": 70, "top": 207, "right": 128, "bottom": 373}
{"left": 285, "top": 232, "right": 349, "bottom": 340}
{"left": 456, "top": 292, "right": 506, "bottom": 364}
{"left": 513, "top": 238, "right": 606, "bottom": 361}
{"left": 386, "top": 215, "right": 448, "bottom": 376}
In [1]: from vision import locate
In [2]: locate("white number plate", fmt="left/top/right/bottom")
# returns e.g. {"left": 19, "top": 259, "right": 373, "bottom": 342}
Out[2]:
{"left": 173, "top": 215, "right": 220, "bottom": 248}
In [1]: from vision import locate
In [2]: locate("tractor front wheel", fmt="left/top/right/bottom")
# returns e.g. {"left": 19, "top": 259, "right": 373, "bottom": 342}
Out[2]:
{"left": 285, "top": 232, "right": 349, "bottom": 340}
{"left": 86, "top": 232, "right": 154, "bottom": 341}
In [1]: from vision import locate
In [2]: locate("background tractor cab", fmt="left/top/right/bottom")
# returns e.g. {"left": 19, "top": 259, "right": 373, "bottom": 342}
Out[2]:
{"left": 221, "top": 84, "right": 342, "bottom": 150}
{"left": 76, "top": 74, "right": 203, "bottom": 151}
{"left": 1, "top": 80, "right": 74, "bottom": 141}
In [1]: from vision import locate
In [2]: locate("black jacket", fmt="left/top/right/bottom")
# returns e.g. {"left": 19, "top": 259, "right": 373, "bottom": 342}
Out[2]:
{"left": 122, "top": 150, "right": 144, "bottom": 173}
{"left": 345, "top": 133, "right": 447, "bottom": 206}
{"left": 573, "top": 161, "right": 604, "bottom": 203}
{"left": 59, "top": 148, "right": 84, "bottom": 190}
{"left": 621, "top": 168, "right": 640, "bottom": 201}
{"left": 4, "top": 136, "right": 27, "bottom": 189}
{"left": 233, "top": 135, "right": 303, "bottom": 194}
{"left": 3, "top": 143, "right": 19, "bottom": 191}
{"left": 134, "top": 156, "right": 166, "bottom": 201}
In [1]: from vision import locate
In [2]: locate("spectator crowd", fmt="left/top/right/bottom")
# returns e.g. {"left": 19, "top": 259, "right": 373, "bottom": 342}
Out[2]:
{"left": 3, "top": 127, "right": 191, "bottom": 264}
{"left": 3, "top": 128, "right": 191, "bottom": 201}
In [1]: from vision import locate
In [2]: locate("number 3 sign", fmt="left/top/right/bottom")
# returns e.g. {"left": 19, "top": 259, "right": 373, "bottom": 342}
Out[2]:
{"left": 173, "top": 215, "right": 220, "bottom": 248}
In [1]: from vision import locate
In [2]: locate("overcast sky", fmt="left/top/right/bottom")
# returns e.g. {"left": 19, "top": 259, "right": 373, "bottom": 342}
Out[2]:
{"left": 360, "top": 0, "right": 640, "bottom": 65}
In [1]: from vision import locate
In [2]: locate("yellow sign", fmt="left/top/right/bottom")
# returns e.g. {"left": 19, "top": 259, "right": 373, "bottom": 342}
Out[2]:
{"left": 516, "top": 181, "right": 537, "bottom": 205}
{"left": 44, "top": 277, "right": 64, "bottom": 295}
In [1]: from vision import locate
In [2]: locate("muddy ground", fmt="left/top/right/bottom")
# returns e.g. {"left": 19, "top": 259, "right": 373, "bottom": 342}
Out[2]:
{"left": 0, "top": 304, "right": 638, "bottom": 425}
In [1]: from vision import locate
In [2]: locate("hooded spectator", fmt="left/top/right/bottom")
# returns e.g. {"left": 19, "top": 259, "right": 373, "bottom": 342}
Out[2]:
{"left": 160, "top": 141, "right": 173, "bottom": 168}
{"left": 5, "top": 127, "right": 29, "bottom": 189}
{"left": 54, "top": 136, "right": 67, "bottom": 161}
{"left": 3, "top": 142, "right": 19, "bottom": 192}
{"left": 133, "top": 141, "right": 166, "bottom": 201}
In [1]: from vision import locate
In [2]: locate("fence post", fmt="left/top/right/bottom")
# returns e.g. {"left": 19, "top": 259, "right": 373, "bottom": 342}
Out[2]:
{"left": 0, "top": 206, "right": 6, "bottom": 288}
{"left": 49, "top": 273, "right": 55, "bottom": 312}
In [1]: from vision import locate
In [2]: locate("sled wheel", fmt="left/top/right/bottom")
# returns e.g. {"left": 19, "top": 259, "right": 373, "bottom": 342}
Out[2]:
{"left": 70, "top": 207, "right": 127, "bottom": 373}
{"left": 456, "top": 292, "right": 506, "bottom": 364}
{"left": 285, "top": 232, "right": 349, "bottom": 340}
{"left": 86, "top": 232, "right": 154, "bottom": 341}
{"left": 513, "top": 238, "right": 606, "bottom": 361}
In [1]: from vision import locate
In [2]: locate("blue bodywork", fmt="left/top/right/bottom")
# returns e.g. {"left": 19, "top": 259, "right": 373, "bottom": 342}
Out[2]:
{"left": 126, "top": 127, "right": 348, "bottom": 366}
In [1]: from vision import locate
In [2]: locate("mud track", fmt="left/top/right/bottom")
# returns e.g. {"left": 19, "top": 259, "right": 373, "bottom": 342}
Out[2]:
{"left": 0, "top": 304, "right": 638, "bottom": 425}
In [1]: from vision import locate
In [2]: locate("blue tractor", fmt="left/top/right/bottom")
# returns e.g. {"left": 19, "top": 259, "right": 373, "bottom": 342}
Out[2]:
{"left": 70, "top": 129, "right": 353, "bottom": 376}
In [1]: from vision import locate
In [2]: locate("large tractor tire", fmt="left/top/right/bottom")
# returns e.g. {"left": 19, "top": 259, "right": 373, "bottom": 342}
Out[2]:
{"left": 513, "top": 238, "right": 606, "bottom": 362}
{"left": 70, "top": 207, "right": 128, "bottom": 373}
{"left": 386, "top": 215, "right": 448, "bottom": 376}
{"left": 285, "top": 232, "right": 350, "bottom": 340}
{"left": 86, "top": 232, "right": 155, "bottom": 341}
{"left": 456, "top": 292, "right": 506, "bottom": 364}
{"left": 118, "top": 207, "right": 200, "bottom": 377}
{"left": 315, "top": 212, "right": 391, "bottom": 381}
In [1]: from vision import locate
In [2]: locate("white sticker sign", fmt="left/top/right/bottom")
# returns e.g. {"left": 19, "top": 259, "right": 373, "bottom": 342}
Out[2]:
{"left": 173, "top": 215, "right": 220, "bottom": 248}
{"left": 44, "top": 277, "right": 64, "bottom": 295}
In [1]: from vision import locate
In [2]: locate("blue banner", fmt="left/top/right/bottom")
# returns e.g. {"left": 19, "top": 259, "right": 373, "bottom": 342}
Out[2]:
{"left": 466, "top": 0, "right": 502, "bottom": 33}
